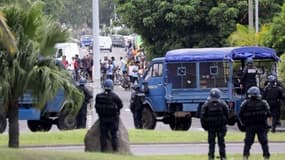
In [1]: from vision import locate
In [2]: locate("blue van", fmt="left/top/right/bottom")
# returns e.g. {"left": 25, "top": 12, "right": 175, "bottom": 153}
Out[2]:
{"left": 133, "top": 46, "right": 279, "bottom": 131}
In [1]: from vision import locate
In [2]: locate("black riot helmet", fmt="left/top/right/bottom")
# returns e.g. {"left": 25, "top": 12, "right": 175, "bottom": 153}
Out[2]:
{"left": 246, "top": 57, "right": 254, "bottom": 65}
{"left": 267, "top": 75, "right": 276, "bottom": 83}
{"left": 103, "top": 79, "right": 113, "bottom": 91}
{"left": 209, "top": 88, "right": 222, "bottom": 99}
{"left": 247, "top": 86, "right": 261, "bottom": 99}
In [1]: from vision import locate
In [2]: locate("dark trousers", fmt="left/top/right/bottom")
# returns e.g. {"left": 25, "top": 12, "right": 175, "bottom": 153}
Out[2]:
{"left": 133, "top": 108, "right": 143, "bottom": 129}
{"left": 243, "top": 128, "right": 270, "bottom": 158}
{"left": 76, "top": 103, "right": 87, "bottom": 129}
{"left": 208, "top": 130, "right": 226, "bottom": 158}
{"left": 99, "top": 118, "right": 119, "bottom": 152}
{"left": 271, "top": 106, "right": 281, "bottom": 131}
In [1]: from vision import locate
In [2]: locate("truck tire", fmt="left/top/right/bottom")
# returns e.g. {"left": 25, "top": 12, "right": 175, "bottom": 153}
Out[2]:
{"left": 142, "top": 107, "right": 156, "bottom": 129}
{"left": 57, "top": 110, "right": 77, "bottom": 130}
{"left": 169, "top": 117, "right": 192, "bottom": 131}
{"left": 27, "top": 120, "right": 52, "bottom": 132}
{"left": 0, "top": 113, "right": 7, "bottom": 133}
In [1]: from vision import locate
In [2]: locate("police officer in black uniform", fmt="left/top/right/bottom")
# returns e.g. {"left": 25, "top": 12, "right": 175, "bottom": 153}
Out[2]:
{"left": 130, "top": 85, "right": 144, "bottom": 129}
{"left": 263, "top": 75, "right": 283, "bottom": 133}
{"left": 240, "top": 58, "right": 257, "bottom": 95}
{"left": 239, "top": 86, "right": 271, "bottom": 160}
{"left": 95, "top": 79, "right": 123, "bottom": 152}
{"left": 200, "top": 88, "right": 229, "bottom": 160}
{"left": 76, "top": 80, "right": 93, "bottom": 128}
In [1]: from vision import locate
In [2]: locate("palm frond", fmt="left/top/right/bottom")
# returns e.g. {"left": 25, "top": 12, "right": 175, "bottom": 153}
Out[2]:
{"left": 0, "top": 12, "right": 17, "bottom": 55}
{"left": 40, "top": 18, "right": 70, "bottom": 56}
{"left": 27, "top": 58, "right": 83, "bottom": 112}
{"left": 227, "top": 24, "right": 257, "bottom": 46}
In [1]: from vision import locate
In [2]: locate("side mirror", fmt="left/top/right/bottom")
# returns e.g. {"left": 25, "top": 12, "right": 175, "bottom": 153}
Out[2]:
{"left": 142, "top": 81, "right": 149, "bottom": 93}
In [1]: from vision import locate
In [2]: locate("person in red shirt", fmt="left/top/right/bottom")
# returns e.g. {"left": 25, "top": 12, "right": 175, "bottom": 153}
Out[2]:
{"left": 61, "top": 55, "right": 69, "bottom": 69}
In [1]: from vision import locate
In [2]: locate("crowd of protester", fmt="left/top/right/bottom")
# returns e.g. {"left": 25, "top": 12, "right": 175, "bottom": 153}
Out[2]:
{"left": 61, "top": 54, "right": 93, "bottom": 81}
{"left": 100, "top": 40, "right": 148, "bottom": 90}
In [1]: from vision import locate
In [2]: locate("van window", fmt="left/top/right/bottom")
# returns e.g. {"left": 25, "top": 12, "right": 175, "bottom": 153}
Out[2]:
{"left": 199, "top": 61, "right": 229, "bottom": 88}
{"left": 167, "top": 63, "right": 196, "bottom": 89}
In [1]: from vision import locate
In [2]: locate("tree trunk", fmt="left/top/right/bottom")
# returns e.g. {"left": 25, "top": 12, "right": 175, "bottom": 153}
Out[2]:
{"left": 7, "top": 100, "right": 19, "bottom": 148}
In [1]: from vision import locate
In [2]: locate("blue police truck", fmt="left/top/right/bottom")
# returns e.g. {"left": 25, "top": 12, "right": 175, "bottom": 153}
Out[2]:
{"left": 132, "top": 46, "right": 279, "bottom": 131}
{"left": 0, "top": 89, "right": 79, "bottom": 133}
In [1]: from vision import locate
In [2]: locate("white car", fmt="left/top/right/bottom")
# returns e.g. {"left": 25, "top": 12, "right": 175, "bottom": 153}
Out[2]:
{"left": 99, "top": 36, "right": 112, "bottom": 52}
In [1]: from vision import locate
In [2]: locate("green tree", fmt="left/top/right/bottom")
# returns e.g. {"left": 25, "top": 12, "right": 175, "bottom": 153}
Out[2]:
{"left": 41, "top": 0, "right": 64, "bottom": 20}
{"left": 0, "top": 1, "right": 83, "bottom": 148}
{"left": 100, "top": 0, "right": 115, "bottom": 27}
{"left": 116, "top": 0, "right": 282, "bottom": 57}
{"left": 265, "top": 2, "right": 285, "bottom": 55}
{"left": 45, "top": 0, "right": 114, "bottom": 29}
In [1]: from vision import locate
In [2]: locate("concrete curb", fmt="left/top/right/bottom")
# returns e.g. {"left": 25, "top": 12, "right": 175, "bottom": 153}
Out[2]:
{"left": 13, "top": 141, "right": 285, "bottom": 149}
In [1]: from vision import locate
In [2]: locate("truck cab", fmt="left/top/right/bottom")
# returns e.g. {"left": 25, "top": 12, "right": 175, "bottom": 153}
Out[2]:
{"left": 133, "top": 46, "right": 279, "bottom": 131}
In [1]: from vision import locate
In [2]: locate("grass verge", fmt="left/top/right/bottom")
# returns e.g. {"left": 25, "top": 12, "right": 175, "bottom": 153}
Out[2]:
{"left": 0, "top": 149, "right": 284, "bottom": 160}
{"left": 0, "top": 129, "right": 284, "bottom": 146}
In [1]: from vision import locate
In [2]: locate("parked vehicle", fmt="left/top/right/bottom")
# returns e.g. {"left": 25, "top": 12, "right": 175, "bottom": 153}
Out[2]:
{"left": 99, "top": 36, "right": 112, "bottom": 52}
{"left": 0, "top": 61, "right": 83, "bottom": 133}
{"left": 111, "top": 35, "right": 125, "bottom": 48}
{"left": 54, "top": 42, "right": 80, "bottom": 70}
{"left": 131, "top": 46, "right": 279, "bottom": 131}
{"left": 80, "top": 35, "right": 93, "bottom": 47}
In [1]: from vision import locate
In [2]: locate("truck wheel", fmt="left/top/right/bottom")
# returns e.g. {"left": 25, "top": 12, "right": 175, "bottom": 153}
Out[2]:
{"left": 27, "top": 120, "right": 52, "bottom": 132}
{"left": 57, "top": 111, "right": 77, "bottom": 130}
{"left": 169, "top": 117, "right": 192, "bottom": 131}
{"left": 142, "top": 107, "right": 156, "bottom": 129}
{"left": 0, "top": 113, "right": 7, "bottom": 133}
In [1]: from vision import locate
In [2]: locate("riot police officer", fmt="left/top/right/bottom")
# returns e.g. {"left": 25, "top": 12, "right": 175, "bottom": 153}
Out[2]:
{"left": 130, "top": 85, "right": 144, "bottom": 129}
{"left": 263, "top": 75, "right": 283, "bottom": 132}
{"left": 76, "top": 80, "right": 93, "bottom": 129}
{"left": 95, "top": 79, "right": 123, "bottom": 152}
{"left": 200, "top": 88, "right": 229, "bottom": 160}
{"left": 239, "top": 87, "right": 271, "bottom": 160}
{"left": 240, "top": 58, "right": 257, "bottom": 95}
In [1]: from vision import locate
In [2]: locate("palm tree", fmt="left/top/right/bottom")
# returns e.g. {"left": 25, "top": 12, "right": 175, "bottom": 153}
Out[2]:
{"left": 227, "top": 23, "right": 270, "bottom": 46}
{"left": 0, "top": 1, "right": 83, "bottom": 148}
{"left": 0, "top": 12, "right": 17, "bottom": 55}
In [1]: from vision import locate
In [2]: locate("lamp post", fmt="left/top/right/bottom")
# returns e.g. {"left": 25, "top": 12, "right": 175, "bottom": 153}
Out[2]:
{"left": 92, "top": 0, "right": 100, "bottom": 126}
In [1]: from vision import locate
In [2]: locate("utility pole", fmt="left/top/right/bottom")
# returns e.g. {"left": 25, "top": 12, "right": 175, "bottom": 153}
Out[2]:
{"left": 255, "top": 0, "right": 259, "bottom": 33}
{"left": 248, "top": 0, "right": 254, "bottom": 29}
{"left": 91, "top": 0, "right": 100, "bottom": 126}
